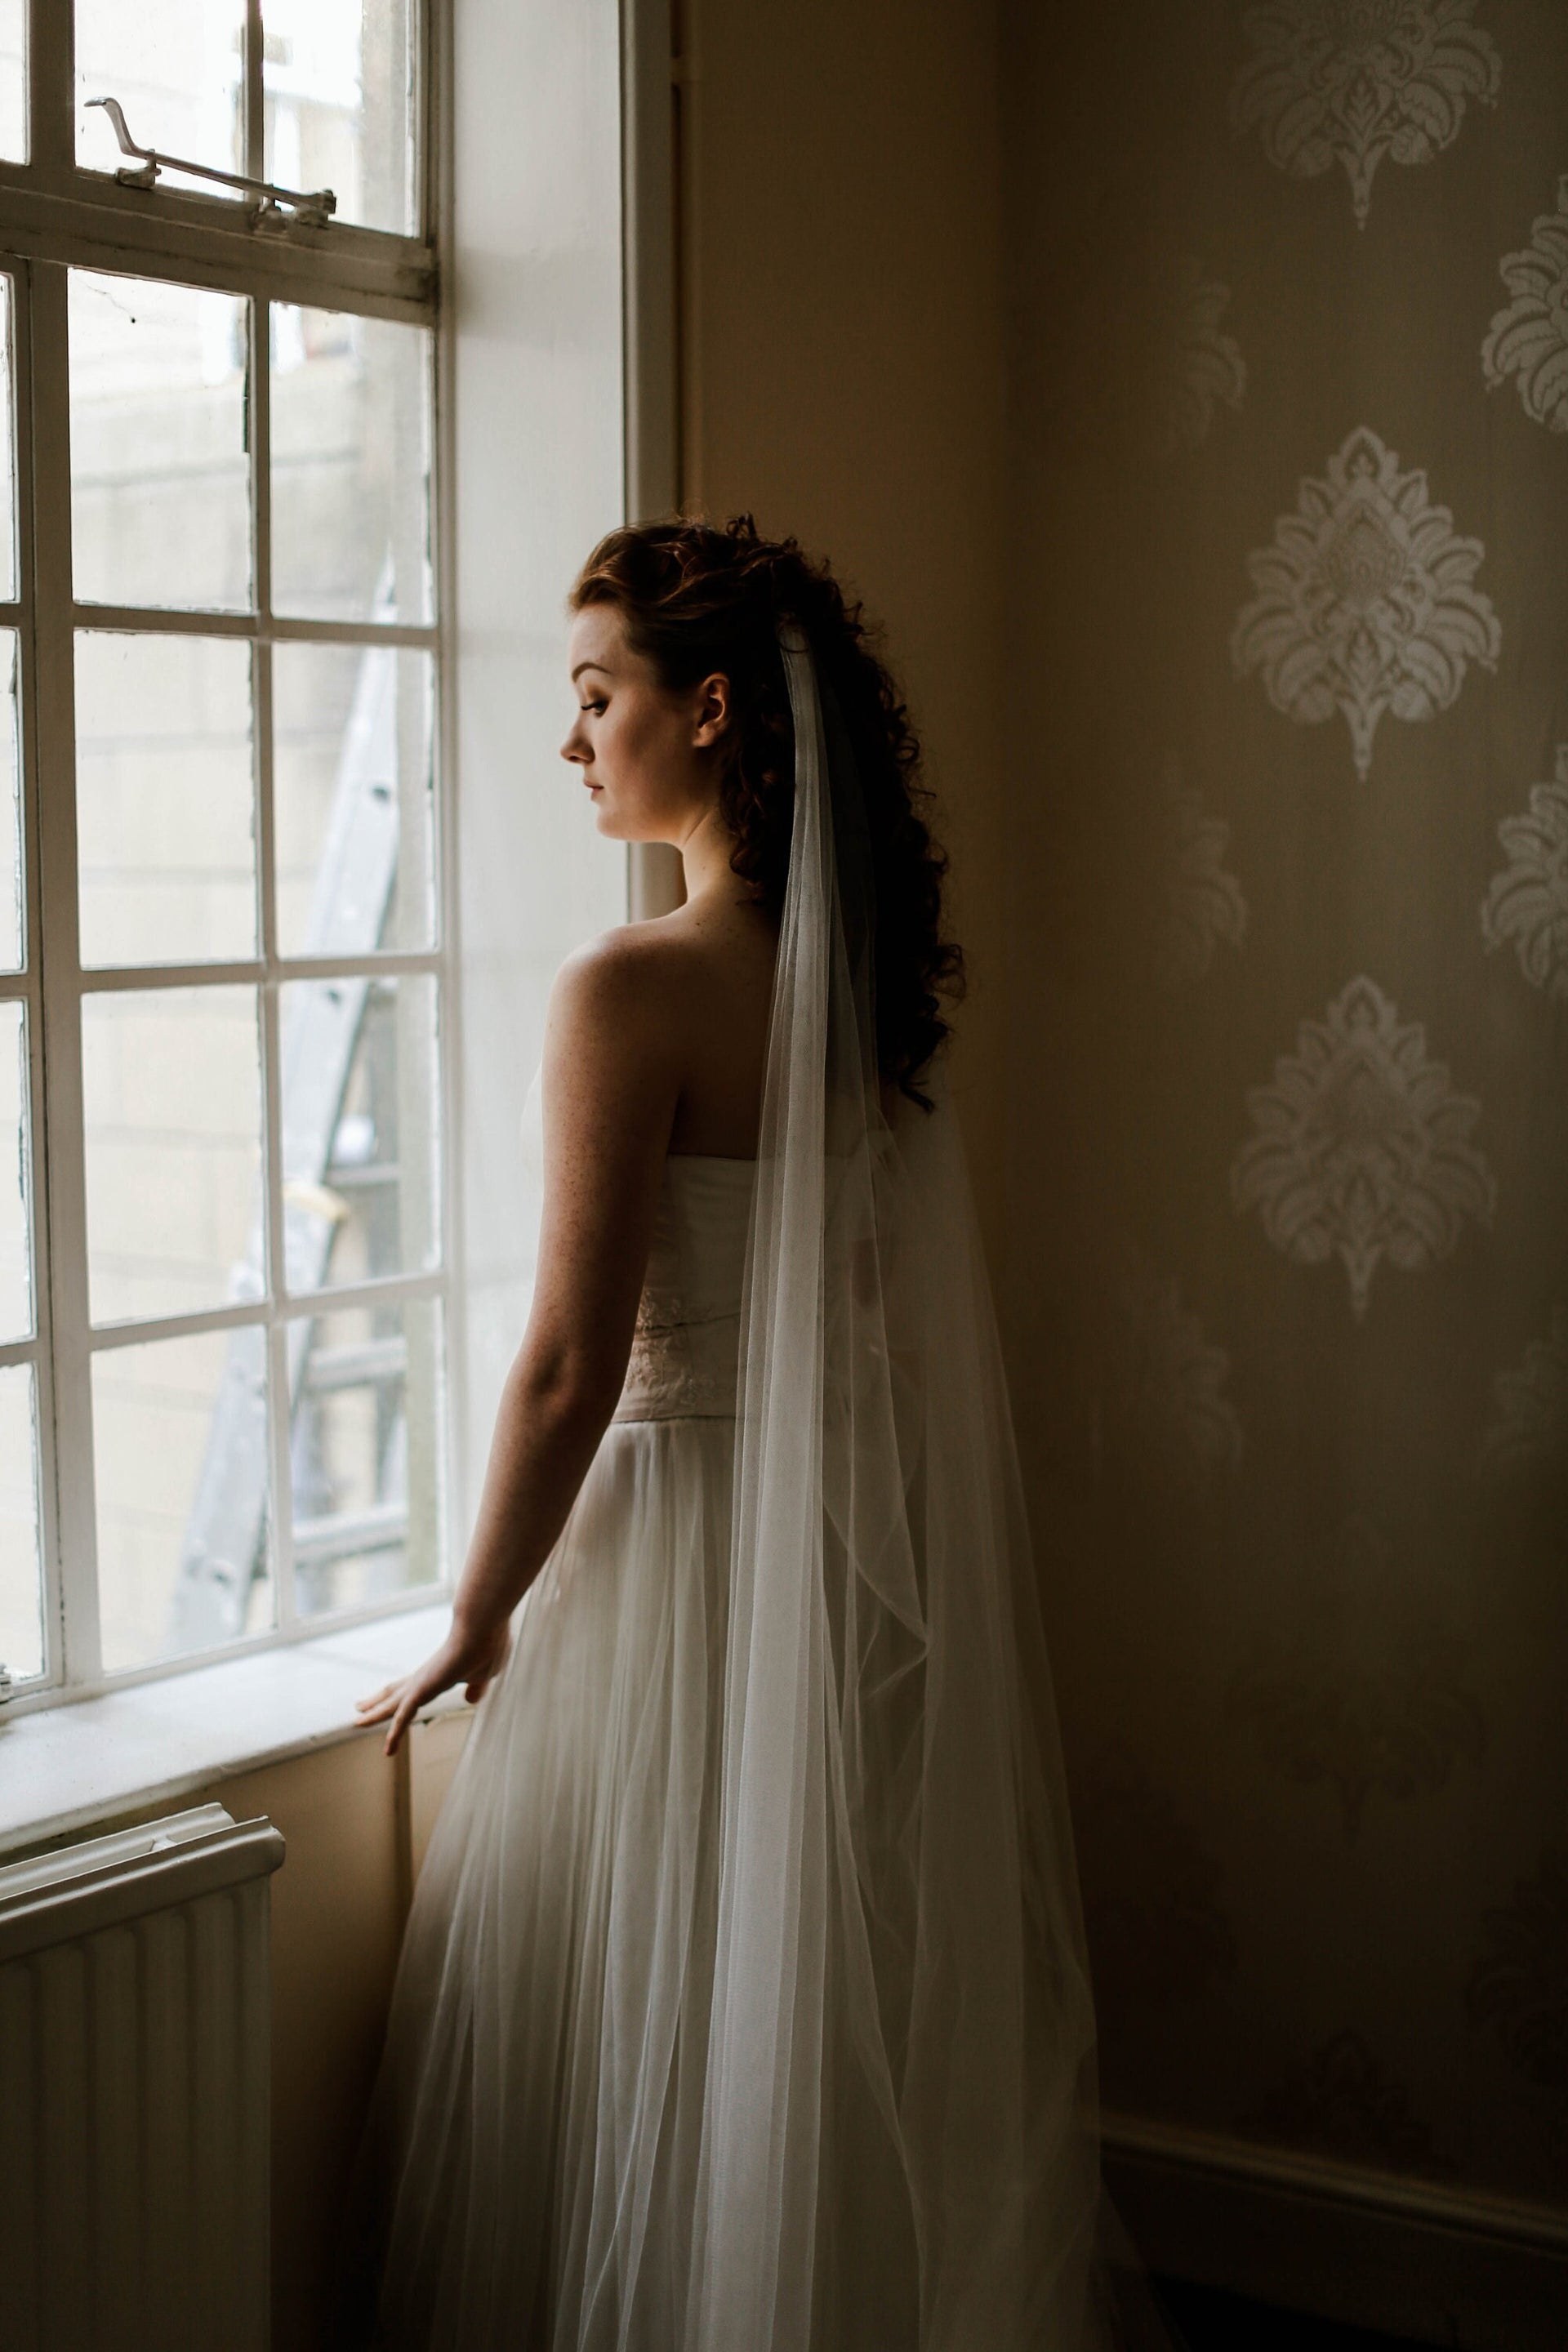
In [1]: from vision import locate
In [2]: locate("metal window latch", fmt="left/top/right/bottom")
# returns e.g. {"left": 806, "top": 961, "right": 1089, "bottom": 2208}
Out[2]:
{"left": 87, "top": 97, "right": 336, "bottom": 229}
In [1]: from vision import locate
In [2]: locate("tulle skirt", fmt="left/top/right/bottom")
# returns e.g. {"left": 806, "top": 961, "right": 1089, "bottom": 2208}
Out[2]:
{"left": 358, "top": 1413, "right": 740, "bottom": 2350}
{"left": 351, "top": 1396, "right": 1116, "bottom": 2350}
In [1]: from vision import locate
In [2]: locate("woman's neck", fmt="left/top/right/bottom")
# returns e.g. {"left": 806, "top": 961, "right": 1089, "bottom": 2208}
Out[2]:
{"left": 676, "top": 803, "right": 738, "bottom": 906}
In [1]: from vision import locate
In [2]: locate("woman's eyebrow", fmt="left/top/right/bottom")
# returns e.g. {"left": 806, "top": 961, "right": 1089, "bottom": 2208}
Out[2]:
{"left": 571, "top": 659, "right": 613, "bottom": 682}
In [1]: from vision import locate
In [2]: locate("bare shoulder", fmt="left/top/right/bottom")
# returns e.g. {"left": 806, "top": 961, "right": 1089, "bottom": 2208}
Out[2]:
{"left": 550, "top": 915, "right": 710, "bottom": 1035}
{"left": 550, "top": 902, "right": 776, "bottom": 1158}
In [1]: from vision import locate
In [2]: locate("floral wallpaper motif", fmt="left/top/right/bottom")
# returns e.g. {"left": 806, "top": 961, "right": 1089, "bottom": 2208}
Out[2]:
{"left": 1481, "top": 747, "right": 1568, "bottom": 997}
{"left": 1480, "top": 1310, "right": 1568, "bottom": 1479}
{"left": 1482, "top": 176, "right": 1568, "bottom": 432}
{"left": 1155, "top": 754, "right": 1250, "bottom": 987}
{"left": 1240, "top": 2029, "right": 1448, "bottom": 2167}
{"left": 1231, "top": 976, "right": 1496, "bottom": 1316}
{"left": 1010, "top": 0, "right": 1568, "bottom": 2224}
{"left": 1231, "top": 426, "right": 1501, "bottom": 780}
{"left": 1229, "top": 0, "right": 1501, "bottom": 227}
{"left": 1465, "top": 1852, "right": 1568, "bottom": 2092}
{"left": 1227, "top": 1518, "right": 1485, "bottom": 1838}
{"left": 1164, "top": 257, "right": 1248, "bottom": 452}
{"left": 1114, "top": 1245, "right": 1244, "bottom": 1486}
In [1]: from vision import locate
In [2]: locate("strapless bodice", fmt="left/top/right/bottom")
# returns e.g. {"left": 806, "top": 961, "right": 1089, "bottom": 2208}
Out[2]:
{"left": 612, "top": 1155, "right": 755, "bottom": 1423}
{"left": 520, "top": 1065, "right": 755, "bottom": 1425}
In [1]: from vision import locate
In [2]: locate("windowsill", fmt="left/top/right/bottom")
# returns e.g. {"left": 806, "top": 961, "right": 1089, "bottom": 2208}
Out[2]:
{"left": 0, "top": 1602, "right": 464, "bottom": 1860}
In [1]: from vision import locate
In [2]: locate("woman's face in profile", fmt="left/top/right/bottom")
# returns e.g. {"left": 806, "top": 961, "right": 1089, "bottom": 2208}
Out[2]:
{"left": 560, "top": 602, "right": 728, "bottom": 845}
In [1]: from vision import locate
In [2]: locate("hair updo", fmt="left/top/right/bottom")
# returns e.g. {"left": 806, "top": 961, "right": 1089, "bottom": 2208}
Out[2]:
{"left": 569, "top": 514, "right": 964, "bottom": 1108}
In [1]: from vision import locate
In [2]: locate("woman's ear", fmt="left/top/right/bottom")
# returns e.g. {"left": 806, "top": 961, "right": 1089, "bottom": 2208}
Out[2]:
{"left": 692, "top": 670, "right": 732, "bottom": 749}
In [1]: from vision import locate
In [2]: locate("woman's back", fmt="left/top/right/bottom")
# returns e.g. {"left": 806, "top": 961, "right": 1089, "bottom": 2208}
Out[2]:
{"left": 618, "top": 892, "right": 778, "bottom": 1161}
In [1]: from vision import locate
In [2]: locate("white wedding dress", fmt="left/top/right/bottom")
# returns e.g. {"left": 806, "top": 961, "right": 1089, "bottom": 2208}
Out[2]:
{"left": 353, "top": 627, "right": 1131, "bottom": 2351}
{"left": 364, "top": 1116, "right": 773, "bottom": 2345}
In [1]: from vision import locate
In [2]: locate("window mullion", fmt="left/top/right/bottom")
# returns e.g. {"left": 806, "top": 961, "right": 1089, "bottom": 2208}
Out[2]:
{"left": 250, "top": 289, "right": 295, "bottom": 1633}
{"left": 29, "top": 256, "right": 100, "bottom": 1688}
{"left": 9, "top": 259, "right": 60, "bottom": 1689}
{"left": 243, "top": 0, "right": 265, "bottom": 187}
{"left": 26, "top": 0, "right": 72, "bottom": 176}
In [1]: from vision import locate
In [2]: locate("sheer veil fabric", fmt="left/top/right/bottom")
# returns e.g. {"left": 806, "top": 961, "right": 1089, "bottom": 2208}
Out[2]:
{"left": 688, "top": 624, "right": 1104, "bottom": 2348}
{"left": 353, "top": 621, "right": 1131, "bottom": 2350}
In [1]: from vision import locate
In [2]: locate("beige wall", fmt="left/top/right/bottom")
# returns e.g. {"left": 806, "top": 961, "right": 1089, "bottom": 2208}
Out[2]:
{"left": 205, "top": 1716, "right": 465, "bottom": 2350}
{"left": 676, "top": 0, "right": 1012, "bottom": 1254}
{"left": 215, "top": 1739, "right": 407, "bottom": 2352}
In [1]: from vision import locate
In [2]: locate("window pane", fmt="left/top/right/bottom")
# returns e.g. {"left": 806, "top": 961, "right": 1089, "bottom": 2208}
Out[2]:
{"left": 0, "top": 277, "right": 17, "bottom": 604}
{"left": 281, "top": 973, "right": 439, "bottom": 1294}
{"left": 0, "top": 1000, "right": 30, "bottom": 1342}
{"left": 0, "top": 630, "right": 21, "bottom": 972}
{"left": 69, "top": 271, "right": 252, "bottom": 613}
{"left": 274, "top": 641, "right": 434, "bottom": 956}
{"left": 93, "top": 1325, "right": 274, "bottom": 1673}
{"left": 75, "top": 633, "right": 256, "bottom": 969}
{"left": 289, "top": 1294, "right": 443, "bottom": 1617}
{"left": 265, "top": 0, "right": 418, "bottom": 236}
{"left": 82, "top": 984, "right": 263, "bottom": 1325}
{"left": 76, "top": 0, "right": 244, "bottom": 194}
{"left": 0, "top": 1363, "right": 42, "bottom": 1682}
{"left": 0, "top": 0, "right": 24, "bottom": 163}
{"left": 271, "top": 306, "right": 431, "bottom": 623}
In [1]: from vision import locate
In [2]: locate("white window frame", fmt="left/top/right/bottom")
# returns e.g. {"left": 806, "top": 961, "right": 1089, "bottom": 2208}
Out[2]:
{"left": 0, "top": 0, "right": 455, "bottom": 1713}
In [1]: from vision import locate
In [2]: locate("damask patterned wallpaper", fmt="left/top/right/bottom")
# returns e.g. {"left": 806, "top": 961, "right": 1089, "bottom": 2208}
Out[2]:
{"left": 1000, "top": 0, "right": 1566, "bottom": 2207}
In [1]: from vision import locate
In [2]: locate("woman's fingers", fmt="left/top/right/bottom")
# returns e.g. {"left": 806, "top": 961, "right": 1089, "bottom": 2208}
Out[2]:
{"left": 384, "top": 1682, "right": 426, "bottom": 1758}
{"left": 354, "top": 1626, "right": 503, "bottom": 1756}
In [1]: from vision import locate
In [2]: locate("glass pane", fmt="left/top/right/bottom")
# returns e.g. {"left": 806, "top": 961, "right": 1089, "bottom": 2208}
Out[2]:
{"left": 0, "top": 1364, "right": 42, "bottom": 1682}
{"left": 82, "top": 984, "right": 263, "bottom": 1325}
{"left": 289, "top": 1294, "right": 443, "bottom": 1617}
{"left": 271, "top": 305, "right": 431, "bottom": 623}
{"left": 0, "top": 0, "right": 25, "bottom": 163}
{"left": 0, "top": 630, "right": 21, "bottom": 972}
{"left": 75, "top": 633, "right": 256, "bottom": 968}
{"left": 94, "top": 1325, "right": 274, "bottom": 1673}
{"left": 281, "top": 973, "right": 439, "bottom": 1294}
{"left": 0, "top": 999, "right": 30, "bottom": 1342}
{"left": 69, "top": 270, "right": 252, "bottom": 613}
{"left": 0, "top": 277, "right": 16, "bottom": 604}
{"left": 76, "top": 0, "right": 244, "bottom": 194}
{"left": 265, "top": 0, "right": 418, "bottom": 235}
{"left": 274, "top": 642, "right": 434, "bottom": 956}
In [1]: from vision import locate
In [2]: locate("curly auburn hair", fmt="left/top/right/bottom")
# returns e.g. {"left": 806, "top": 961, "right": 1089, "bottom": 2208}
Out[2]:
{"left": 569, "top": 514, "right": 964, "bottom": 1108}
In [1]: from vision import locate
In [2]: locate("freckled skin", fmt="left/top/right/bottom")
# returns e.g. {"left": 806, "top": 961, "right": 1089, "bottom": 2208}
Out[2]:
{"left": 357, "top": 607, "right": 777, "bottom": 1751}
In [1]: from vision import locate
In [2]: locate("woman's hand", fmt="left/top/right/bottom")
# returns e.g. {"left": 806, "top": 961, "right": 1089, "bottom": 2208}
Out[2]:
{"left": 354, "top": 1613, "right": 513, "bottom": 1758}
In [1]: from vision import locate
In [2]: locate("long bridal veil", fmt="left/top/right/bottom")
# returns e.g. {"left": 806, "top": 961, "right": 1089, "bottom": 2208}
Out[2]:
{"left": 686, "top": 621, "right": 1107, "bottom": 2346}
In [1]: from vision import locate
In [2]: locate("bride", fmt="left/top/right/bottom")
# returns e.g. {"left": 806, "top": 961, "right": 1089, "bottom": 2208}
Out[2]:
{"left": 350, "top": 515, "right": 1112, "bottom": 2350}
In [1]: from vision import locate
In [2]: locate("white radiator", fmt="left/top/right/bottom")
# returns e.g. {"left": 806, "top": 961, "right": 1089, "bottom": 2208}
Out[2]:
{"left": 0, "top": 1802, "right": 286, "bottom": 2352}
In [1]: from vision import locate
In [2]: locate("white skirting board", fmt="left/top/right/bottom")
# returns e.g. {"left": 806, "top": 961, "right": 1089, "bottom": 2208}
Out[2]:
{"left": 1103, "top": 2111, "right": 1568, "bottom": 2352}
{"left": 0, "top": 1804, "right": 286, "bottom": 2352}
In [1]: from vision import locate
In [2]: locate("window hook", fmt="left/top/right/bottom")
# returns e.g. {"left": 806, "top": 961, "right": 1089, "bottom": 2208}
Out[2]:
{"left": 86, "top": 97, "right": 337, "bottom": 230}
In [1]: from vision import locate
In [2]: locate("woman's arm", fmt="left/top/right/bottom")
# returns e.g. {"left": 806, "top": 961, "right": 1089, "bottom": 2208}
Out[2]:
{"left": 356, "top": 929, "right": 684, "bottom": 1755}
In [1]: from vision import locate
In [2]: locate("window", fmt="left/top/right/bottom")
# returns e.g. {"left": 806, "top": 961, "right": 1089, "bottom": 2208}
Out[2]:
{"left": 0, "top": 3, "right": 448, "bottom": 1704}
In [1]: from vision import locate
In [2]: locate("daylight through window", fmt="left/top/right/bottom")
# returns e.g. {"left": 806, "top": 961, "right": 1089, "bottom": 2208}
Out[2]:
{"left": 0, "top": 2, "right": 447, "bottom": 1704}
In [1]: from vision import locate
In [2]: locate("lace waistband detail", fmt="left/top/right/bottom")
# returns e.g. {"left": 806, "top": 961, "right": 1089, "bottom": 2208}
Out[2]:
{"left": 612, "top": 1285, "right": 742, "bottom": 1423}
